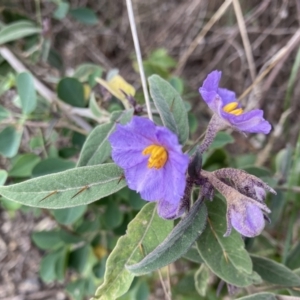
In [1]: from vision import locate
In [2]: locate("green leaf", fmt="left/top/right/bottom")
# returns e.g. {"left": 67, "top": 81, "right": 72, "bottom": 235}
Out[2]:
{"left": 286, "top": 241, "right": 300, "bottom": 270}
{"left": 169, "top": 76, "right": 184, "bottom": 95}
{"left": 0, "top": 104, "right": 11, "bottom": 121}
{"left": 126, "top": 201, "right": 207, "bottom": 275}
{"left": 52, "top": 205, "right": 87, "bottom": 225}
{"left": 0, "top": 170, "right": 8, "bottom": 185}
{"left": 32, "top": 158, "right": 75, "bottom": 177}
{"left": 251, "top": 255, "right": 300, "bottom": 287}
{"left": 0, "top": 163, "right": 126, "bottom": 208}
{"left": 32, "top": 230, "right": 64, "bottom": 250}
{"left": 70, "top": 8, "right": 99, "bottom": 25}
{"left": 77, "top": 110, "right": 133, "bottom": 167}
{"left": 8, "top": 153, "right": 41, "bottom": 177}
{"left": 53, "top": 1, "right": 70, "bottom": 19}
{"left": 66, "top": 279, "right": 86, "bottom": 300}
{"left": 0, "top": 126, "right": 22, "bottom": 158}
{"left": 1, "top": 197, "right": 22, "bottom": 211}
{"left": 92, "top": 203, "right": 173, "bottom": 300}
{"left": 197, "top": 197, "right": 260, "bottom": 287}
{"left": 0, "top": 21, "right": 41, "bottom": 45}
{"left": 59, "top": 230, "right": 83, "bottom": 244}
{"left": 104, "top": 201, "right": 123, "bottom": 229}
{"left": 148, "top": 75, "right": 189, "bottom": 145}
{"left": 210, "top": 132, "right": 234, "bottom": 150}
{"left": 236, "top": 293, "right": 277, "bottom": 300}
{"left": 74, "top": 63, "right": 103, "bottom": 82}
{"left": 39, "top": 247, "right": 68, "bottom": 283}
{"left": 69, "top": 244, "right": 90, "bottom": 273}
{"left": 57, "top": 77, "right": 85, "bottom": 107}
{"left": 16, "top": 71, "right": 37, "bottom": 114}
{"left": 236, "top": 294, "right": 298, "bottom": 300}
{"left": 289, "top": 268, "right": 300, "bottom": 296}
{"left": 183, "top": 244, "right": 203, "bottom": 263}
{"left": 242, "top": 166, "right": 271, "bottom": 178}
{"left": 89, "top": 92, "right": 104, "bottom": 118}
{"left": 194, "top": 265, "right": 210, "bottom": 297}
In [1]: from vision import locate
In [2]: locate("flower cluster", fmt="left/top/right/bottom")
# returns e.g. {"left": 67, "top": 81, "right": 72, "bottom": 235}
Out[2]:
{"left": 109, "top": 70, "right": 275, "bottom": 238}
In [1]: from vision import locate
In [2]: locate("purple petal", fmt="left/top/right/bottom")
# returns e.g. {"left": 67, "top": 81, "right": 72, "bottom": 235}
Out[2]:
{"left": 199, "top": 70, "right": 222, "bottom": 109}
{"left": 230, "top": 203, "right": 265, "bottom": 237}
{"left": 109, "top": 124, "right": 150, "bottom": 152}
{"left": 157, "top": 199, "right": 179, "bottom": 219}
{"left": 202, "top": 70, "right": 221, "bottom": 92}
{"left": 254, "top": 185, "right": 266, "bottom": 202}
{"left": 222, "top": 109, "right": 271, "bottom": 134}
{"left": 112, "top": 149, "right": 145, "bottom": 169}
{"left": 125, "top": 161, "right": 161, "bottom": 200}
{"left": 217, "top": 88, "right": 236, "bottom": 105}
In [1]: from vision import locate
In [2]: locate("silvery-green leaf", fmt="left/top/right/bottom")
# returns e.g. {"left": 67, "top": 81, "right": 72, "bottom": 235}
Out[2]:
{"left": 126, "top": 200, "right": 207, "bottom": 275}
{"left": 149, "top": 75, "right": 189, "bottom": 145}
{"left": 251, "top": 255, "right": 300, "bottom": 287}
{"left": 77, "top": 109, "right": 133, "bottom": 167}
{"left": 197, "top": 197, "right": 260, "bottom": 287}
{"left": 0, "top": 163, "right": 126, "bottom": 208}
{"left": 92, "top": 203, "right": 173, "bottom": 300}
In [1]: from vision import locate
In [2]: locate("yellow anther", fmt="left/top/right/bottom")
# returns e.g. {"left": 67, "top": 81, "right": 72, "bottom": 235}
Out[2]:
{"left": 142, "top": 144, "right": 168, "bottom": 169}
{"left": 223, "top": 102, "right": 239, "bottom": 113}
{"left": 223, "top": 102, "right": 243, "bottom": 115}
{"left": 230, "top": 108, "right": 243, "bottom": 116}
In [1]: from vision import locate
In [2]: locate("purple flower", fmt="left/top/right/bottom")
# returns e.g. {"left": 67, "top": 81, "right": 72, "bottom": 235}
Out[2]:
{"left": 199, "top": 70, "right": 271, "bottom": 134}
{"left": 226, "top": 201, "right": 267, "bottom": 238}
{"left": 109, "top": 116, "right": 189, "bottom": 219}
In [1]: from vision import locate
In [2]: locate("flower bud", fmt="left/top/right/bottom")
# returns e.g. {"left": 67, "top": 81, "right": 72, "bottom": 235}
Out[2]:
{"left": 201, "top": 170, "right": 272, "bottom": 237}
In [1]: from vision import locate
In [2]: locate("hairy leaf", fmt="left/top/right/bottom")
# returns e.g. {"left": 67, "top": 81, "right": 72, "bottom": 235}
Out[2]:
{"left": 126, "top": 200, "right": 207, "bottom": 275}
{"left": 194, "top": 264, "right": 210, "bottom": 297}
{"left": 77, "top": 109, "right": 133, "bottom": 167}
{"left": 0, "top": 163, "right": 126, "bottom": 208}
{"left": 148, "top": 75, "right": 189, "bottom": 145}
{"left": 92, "top": 203, "right": 173, "bottom": 300}
{"left": 197, "top": 197, "right": 260, "bottom": 287}
{"left": 251, "top": 255, "right": 300, "bottom": 287}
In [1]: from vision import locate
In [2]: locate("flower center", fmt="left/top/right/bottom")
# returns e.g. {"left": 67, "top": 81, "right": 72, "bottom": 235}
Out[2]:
{"left": 223, "top": 102, "right": 243, "bottom": 116}
{"left": 142, "top": 145, "right": 168, "bottom": 169}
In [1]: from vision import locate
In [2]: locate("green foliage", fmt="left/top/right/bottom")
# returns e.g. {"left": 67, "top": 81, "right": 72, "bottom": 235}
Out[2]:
{"left": 92, "top": 203, "right": 173, "bottom": 299}
{"left": 8, "top": 153, "right": 41, "bottom": 177}
{"left": 0, "top": 20, "right": 41, "bottom": 45}
{"left": 149, "top": 74, "right": 189, "bottom": 145}
{"left": 0, "top": 164, "right": 126, "bottom": 208}
{"left": 251, "top": 255, "right": 300, "bottom": 287}
{"left": 0, "top": 126, "right": 22, "bottom": 158}
{"left": 194, "top": 265, "right": 210, "bottom": 297}
{"left": 126, "top": 200, "right": 207, "bottom": 275}
{"left": 70, "top": 8, "right": 99, "bottom": 25}
{"left": 197, "top": 197, "right": 261, "bottom": 287}
{"left": 16, "top": 71, "right": 37, "bottom": 114}
{"left": 77, "top": 109, "right": 133, "bottom": 167}
{"left": 57, "top": 77, "right": 86, "bottom": 107}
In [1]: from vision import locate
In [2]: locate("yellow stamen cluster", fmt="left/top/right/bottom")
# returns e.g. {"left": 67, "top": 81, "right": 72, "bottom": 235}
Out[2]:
{"left": 142, "top": 144, "right": 168, "bottom": 169}
{"left": 223, "top": 102, "right": 243, "bottom": 116}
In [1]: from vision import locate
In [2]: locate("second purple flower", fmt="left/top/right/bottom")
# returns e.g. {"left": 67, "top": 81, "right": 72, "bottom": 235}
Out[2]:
{"left": 199, "top": 70, "right": 271, "bottom": 134}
